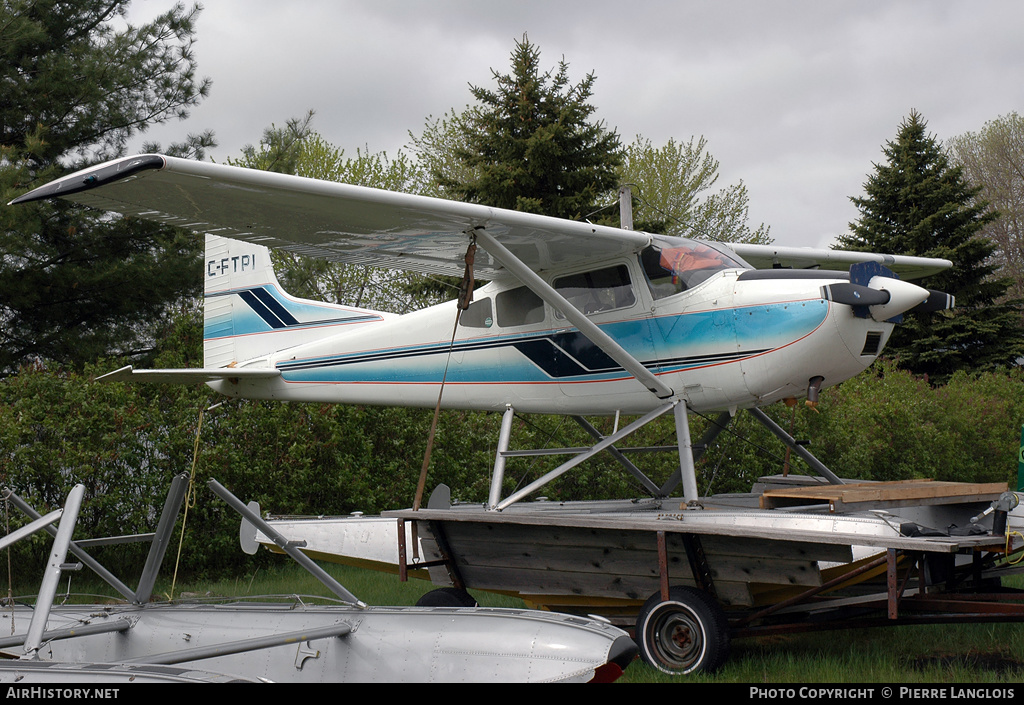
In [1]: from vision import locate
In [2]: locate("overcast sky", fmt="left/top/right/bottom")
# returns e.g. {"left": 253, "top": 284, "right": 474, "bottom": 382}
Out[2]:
{"left": 128, "top": 0, "right": 1023, "bottom": 249}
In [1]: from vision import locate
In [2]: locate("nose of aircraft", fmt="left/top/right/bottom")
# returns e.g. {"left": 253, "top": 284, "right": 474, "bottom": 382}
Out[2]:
{"left": 864, "top": 276, "right": 930, "bottom": 321}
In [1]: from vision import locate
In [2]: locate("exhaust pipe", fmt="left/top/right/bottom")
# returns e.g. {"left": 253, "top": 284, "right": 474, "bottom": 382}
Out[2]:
{"left": 806, "top": 376, "right": 824, "bottom": 409}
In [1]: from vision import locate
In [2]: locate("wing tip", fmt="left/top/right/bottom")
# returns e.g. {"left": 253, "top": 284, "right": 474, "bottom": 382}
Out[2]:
{"left": 9, "top": 155, "right": 167, "bottom": 205}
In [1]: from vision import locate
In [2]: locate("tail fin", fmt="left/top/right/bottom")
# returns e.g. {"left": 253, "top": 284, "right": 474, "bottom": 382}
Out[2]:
{"left": 203, "top": 235, "right": 387, "bottom": 368}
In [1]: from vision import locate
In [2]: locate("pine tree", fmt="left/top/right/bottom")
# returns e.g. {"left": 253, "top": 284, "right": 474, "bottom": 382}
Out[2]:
{"left": 838, "top": 110, "right": 1024, "bottom": 381}
{"left": 1, "top": 1, "right": 213, "bottom": 374}
{"left": 436, "top": 35, "right": 622, "bottom": 220}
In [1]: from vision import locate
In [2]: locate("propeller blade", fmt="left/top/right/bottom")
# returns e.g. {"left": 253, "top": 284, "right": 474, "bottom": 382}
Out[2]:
{"left": 820, "top": 283, "right": 890, "bottom": 307}
{"left": 912, "top": 289, "right": 955, "bottom": 313}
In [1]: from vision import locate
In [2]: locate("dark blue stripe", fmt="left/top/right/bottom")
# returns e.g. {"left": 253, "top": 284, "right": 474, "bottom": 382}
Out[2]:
{"left": 238, "top": 290, "right": 286, "bottom": 329}
{"left": 274, "top": 334, "right": 764, "bottom": 380}
{"left": 251, "top": 287, "right": 300, "bottom": 326}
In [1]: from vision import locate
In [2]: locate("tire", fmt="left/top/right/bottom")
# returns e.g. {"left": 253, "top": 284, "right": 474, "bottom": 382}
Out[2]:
{"left": 635, "top": 586, "right": 730, "bottom": 675}
{"left": 415, "top": 587, "right": 479, "bottom": 607}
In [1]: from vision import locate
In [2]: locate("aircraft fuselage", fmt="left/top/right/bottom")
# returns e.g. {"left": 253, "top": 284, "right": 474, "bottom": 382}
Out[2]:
{"left": 209, "top": 260, "right": 890, "bottom": 415}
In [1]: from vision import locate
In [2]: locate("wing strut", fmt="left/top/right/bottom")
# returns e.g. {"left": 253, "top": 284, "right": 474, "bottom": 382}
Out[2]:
{"left": 473, "top": 229, "right": 673, "bottom": 400}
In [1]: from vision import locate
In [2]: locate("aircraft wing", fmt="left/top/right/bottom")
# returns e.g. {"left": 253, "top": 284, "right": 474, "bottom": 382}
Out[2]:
{"left": 10, "top": 154, "right": 952, "bottom": 282}
{"left": 723, "top": 243, "right": 950, "bottom": 280}
{"left": 9, "top": 154, "right": 651, "bottom": 280}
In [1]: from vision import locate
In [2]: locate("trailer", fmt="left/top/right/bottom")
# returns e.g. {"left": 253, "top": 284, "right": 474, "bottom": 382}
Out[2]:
{"left": 259, "top": 475, "right": 1024, "bottom": 675}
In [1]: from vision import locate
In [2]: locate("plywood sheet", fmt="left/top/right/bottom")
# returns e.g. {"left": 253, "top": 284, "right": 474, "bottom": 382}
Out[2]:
{"left": 759, "top": 480, "right": 1007, "bottom": 511}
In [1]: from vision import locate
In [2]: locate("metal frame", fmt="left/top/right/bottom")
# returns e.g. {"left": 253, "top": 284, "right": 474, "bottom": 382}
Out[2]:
{"left": 479, "top": 397, "right": 846, "bottom": 513}
{"left": 2, "top": 479, "right": 639, "bottom": 683}
{"left": 2, "top": 476, "right": 367, "bottom": 660}
{"left": 4, "top": 474, "right": 190, "bottom": 605}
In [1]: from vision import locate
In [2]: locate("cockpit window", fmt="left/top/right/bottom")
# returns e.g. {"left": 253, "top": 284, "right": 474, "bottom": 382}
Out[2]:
{"left": 496, "top": 286, "right": 544, "bottom": 327}
{"left": 640, "top": 238, "right": 745, "bottom": 299}
{"left": 553, "top": 264, "right": 635, "bottom": 317}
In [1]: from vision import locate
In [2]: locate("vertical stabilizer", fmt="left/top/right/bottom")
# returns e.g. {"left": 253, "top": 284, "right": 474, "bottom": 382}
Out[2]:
{"left": 203, "top": 235, "right": 388, "bottom": 368}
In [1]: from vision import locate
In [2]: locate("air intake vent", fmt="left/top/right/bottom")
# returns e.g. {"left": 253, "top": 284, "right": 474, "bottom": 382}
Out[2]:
{"left": 861, "top": 331, "right": 883, "bottom": 356}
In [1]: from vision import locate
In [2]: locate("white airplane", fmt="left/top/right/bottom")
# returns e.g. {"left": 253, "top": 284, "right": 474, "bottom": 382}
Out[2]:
{"left": 10, "top": 154, "right": 954, "bottom": 507}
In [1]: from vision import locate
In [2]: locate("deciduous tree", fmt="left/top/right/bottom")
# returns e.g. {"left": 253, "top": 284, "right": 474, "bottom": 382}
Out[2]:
{"left": 616, "top": 135, "right": 771, "bottom": 243}
{"left": 947, "top": 112, "right": 1024, "bottom": 309}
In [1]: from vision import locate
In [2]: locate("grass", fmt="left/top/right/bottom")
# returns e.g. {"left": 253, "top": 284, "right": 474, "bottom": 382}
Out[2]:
{"left": 11, "top": 559, "right": 1024, "bottom": 684}
{"left": 157, "top": 561, "right": 526, "bottom": 609}
{"left": 625, "top": 624, "right": 1024, "bottom": 684}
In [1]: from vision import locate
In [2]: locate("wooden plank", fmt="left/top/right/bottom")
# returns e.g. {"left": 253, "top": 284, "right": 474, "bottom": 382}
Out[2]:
{"left": 437, "top": 520, "right": 851, "bottom": 568}
{"left": 443, "top": 535, "right": 826, "bottom": 587}
{"left": 760, "top": 480, "right": 1007, "bottom": 510}
{"left": 416, "top": 517, "right": 853, "bottom": 565}
{"left": 409, "top": 515, "right": 853, "bottom": 560}
{"left": 455, "top": 563, "right": 757, "bottom": 607}
{"left": 427, "top": 521, "right": 834, "bottom": 604}
{"left": 411, "top": 518, "right": 852, "bottom": 606}
{"left": 698, "top": 534, "right": 853, "bottom": 563}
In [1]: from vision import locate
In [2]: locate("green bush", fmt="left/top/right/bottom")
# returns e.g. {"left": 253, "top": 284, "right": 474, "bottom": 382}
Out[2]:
{"left": 804, "top": 360, "right": 1024, "bottom": 486}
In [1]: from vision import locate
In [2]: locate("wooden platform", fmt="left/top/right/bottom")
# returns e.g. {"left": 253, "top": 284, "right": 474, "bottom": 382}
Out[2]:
{"left": 759, "top": 479, "right": 1008, "bottom": 511}
{"left": 385, "top": 494, "right": 1014, "bottom": 613}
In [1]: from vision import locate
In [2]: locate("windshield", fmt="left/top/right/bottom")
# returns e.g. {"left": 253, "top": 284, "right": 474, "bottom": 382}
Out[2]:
{"left": 640, "top": 237, "right": 747, "bottom": 299}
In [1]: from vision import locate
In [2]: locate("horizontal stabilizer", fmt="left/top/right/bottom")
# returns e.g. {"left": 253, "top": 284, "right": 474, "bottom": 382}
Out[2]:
{"left": 96, "top": 365, "right": 281, "bottom": 385}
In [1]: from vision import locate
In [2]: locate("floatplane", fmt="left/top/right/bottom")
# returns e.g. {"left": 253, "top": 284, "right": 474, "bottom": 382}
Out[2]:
{"left": 12, "top": 155, "right": 1024, "bottom": 676}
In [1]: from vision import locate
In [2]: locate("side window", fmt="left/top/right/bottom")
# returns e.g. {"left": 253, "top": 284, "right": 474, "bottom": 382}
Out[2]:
{"left": 496, "top": 286, "right": 545, "bottom": 327}
{"left": 459, "top": 297, "right": 493, "bottom": 328}
{"left": 553, "top": 264, "right": 635, "bottom": 317}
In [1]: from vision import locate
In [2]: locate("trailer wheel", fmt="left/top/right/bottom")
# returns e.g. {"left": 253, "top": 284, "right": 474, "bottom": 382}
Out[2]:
{"left": 415, "top": 587, "right": 478, "bottom": 607}
{"left": 635, "top": 586, "right": 730, "bottom": 675}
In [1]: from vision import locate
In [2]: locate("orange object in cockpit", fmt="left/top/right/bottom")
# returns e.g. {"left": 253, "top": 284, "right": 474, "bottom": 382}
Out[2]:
{"left": 659, "top": 245, "right": 729, "bottom": 277}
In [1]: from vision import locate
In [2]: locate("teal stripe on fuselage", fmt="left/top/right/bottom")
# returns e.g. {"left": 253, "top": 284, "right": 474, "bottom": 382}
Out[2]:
{"left": 276, "top": 300, "right": 829, "bottom": 385}
{"left": 203, "top": 285, "right": 380, "bottom": 339}
{"left": 653, "top": 298, "right": 828, "bottom": 372}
